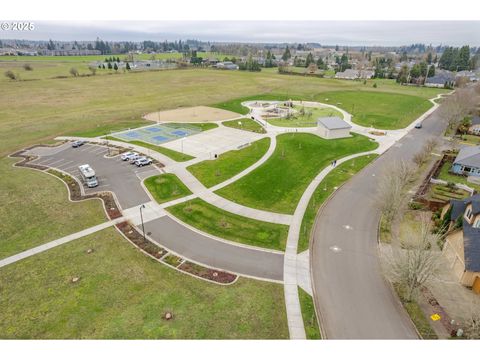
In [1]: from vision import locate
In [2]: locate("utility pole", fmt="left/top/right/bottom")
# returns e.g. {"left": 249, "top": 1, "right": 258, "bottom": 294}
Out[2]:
{"left": 139, "top": 204, "right": 146, "bottom": 241}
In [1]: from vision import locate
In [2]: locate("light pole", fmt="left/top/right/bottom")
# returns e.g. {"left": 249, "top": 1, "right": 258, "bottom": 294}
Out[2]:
{"left": 139, "top": 204, "right": 146, "bottom": 241}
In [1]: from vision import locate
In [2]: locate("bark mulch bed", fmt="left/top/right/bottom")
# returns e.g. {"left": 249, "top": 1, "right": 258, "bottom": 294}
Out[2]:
{"left": 178, "top": 261, "right": 237, "bottom": 284}
{"left": 421, "top": 286, "right": 460, "bottom": 337}
{"left": 115, "top": 221, "right": 168, "bottom": 259}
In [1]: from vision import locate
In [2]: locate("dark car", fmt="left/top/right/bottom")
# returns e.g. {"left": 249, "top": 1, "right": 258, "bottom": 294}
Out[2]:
{"left": 72, "top": 140, "right": 86, "bottom": 148}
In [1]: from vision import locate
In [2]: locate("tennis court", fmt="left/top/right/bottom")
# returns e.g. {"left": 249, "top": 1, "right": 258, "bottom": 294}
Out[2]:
{"left": 112, "top": 123, "right": 201, "bottom": 145}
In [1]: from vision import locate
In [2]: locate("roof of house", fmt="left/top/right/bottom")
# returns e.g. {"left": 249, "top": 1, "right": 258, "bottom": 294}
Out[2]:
{"left": 426, "top": 70, "right": 455, "bottom": 85}
{"left": 471, "top": 116, "right": 480, "bottom": 126}
{"left": 453, "top": 146, "right": 480, "bottom": 168}
{"left": 317, "top": 117, "right": 352, "bottom": 130}
{"left": 449, "top": 194, "right": 480, "bottom": 272}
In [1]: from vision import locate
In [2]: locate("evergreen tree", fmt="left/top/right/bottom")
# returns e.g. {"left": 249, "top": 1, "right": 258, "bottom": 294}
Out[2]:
{"left": 113, "top": 63, "right": 118, "bottom": 71}
{"left": 427, "top": 64, "right": 435, "bottom": 77}
{"left": 305, "top": 53, "right": 314, "bottom": 68}
{"left": 426, "top": 52, "right": 433, "bottom": 64}
{"left": 282, "top": 46, "right": 291, "bottom": 61}
{"left": 107, "top": 62, "right": 112, "bottom": 69}
{"left": 126, "top": 62, "right": 131, "bottom": 70}
{"left": 116, "top": 56, "right": 121, "bottom": 63}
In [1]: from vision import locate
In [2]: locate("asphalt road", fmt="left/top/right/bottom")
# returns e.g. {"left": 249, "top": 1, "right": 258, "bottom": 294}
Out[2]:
{"left": 29, "top": 143, "right": 158, "bottom": 209}
{"left": 311, "top": 104, "right": 449, "bottom": 339}
{"left": 144, "top": 216, "right": 285, "bottom": 281}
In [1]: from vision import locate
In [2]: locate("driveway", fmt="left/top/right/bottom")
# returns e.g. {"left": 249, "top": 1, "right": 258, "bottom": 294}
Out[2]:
{"left": 144, "top": 216, "right": 284, "bottom": 281}
{"left": 27, "top": 143, "right": 160, "bottom": 209}
{"left": 310, "top": 103, "right": 449, "bottom": 338}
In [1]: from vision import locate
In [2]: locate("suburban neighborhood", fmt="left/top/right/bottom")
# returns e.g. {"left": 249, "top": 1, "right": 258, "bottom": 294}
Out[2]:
{"left": 1, "top": 5, "right": 480, "bottom": 359}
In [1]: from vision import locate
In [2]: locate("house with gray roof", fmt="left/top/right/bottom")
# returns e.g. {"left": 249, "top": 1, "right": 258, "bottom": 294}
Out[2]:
{"left": 468, "top": 116, "right": 480, "bottom": 135}
{"left": 316, "top": 116, "right": 352, "bottom": 139}
{"left": 425, "top": 70, "right": 455, "bottom": 88}
{"left": 451, "top": 146, "right": 480, "bottom": 177}
{"left": 442, "top": 194, "right": 480, "bottom": 288}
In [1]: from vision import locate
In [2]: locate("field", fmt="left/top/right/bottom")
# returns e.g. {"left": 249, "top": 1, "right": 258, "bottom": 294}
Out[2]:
{"left": 166, "top": 198, "right": 289, "bottom": 250}
{"left": 187, "top": 138, "right": 270, "bottom": 188}
{"left": 0, "top": 227, "right": 288, "bottom": 339}
{"left": 298, "top": 154, "right": 378, "bottom": 253}
{"left": 222, "top": 118, "right": 266, "bottom": 133}
{"left": 298, "top": 287, "right": 321, "bottom": 339}
{"left": 144, "top": 174, "right": 192, "bottom": 204}
{"left": 266, "top": 104, "right": 344, "bottom": 128}
{"left": 0, "top": 67, "right": 445, "bottom": 158}
{"left": 0, "top": 157, "right": 107, "bottom": 259}
{"left": 216, "top": 133, "right": 378, "bottom": 214}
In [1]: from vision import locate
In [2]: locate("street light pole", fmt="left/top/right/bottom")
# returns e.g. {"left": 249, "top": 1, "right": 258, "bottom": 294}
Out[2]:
{"left": 139, "top": 204, "right": 146, "bottom": 241}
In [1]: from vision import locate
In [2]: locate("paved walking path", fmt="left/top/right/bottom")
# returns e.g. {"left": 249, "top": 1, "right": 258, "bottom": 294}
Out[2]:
{"left": 0, "top": 217, "right": 125, "bottom": 268}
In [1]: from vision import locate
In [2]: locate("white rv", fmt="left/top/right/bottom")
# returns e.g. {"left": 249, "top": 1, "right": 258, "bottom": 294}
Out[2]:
{"left": 78, "top": 164, "right": 98, "bottom": 188}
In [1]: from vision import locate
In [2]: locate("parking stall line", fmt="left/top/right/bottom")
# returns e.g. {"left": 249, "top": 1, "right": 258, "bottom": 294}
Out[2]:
{"left": 42, "top": 158, "right": 66, "bottom": 167}
{"left": 33, "top": 158, "right": 55, "bottom": 166}
{"left": 54, "top": 160, "right": 75, "bottom": 169}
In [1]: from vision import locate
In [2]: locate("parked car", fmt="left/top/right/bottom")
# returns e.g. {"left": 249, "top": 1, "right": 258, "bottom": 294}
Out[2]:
{"left": 72, "top": 140, "right": 86, "bottom": 148}
{"left": 415, "top": 122, "right": 423, "bottom": 129}
{"left": 129, "top": 154, "right": 142, "bottom": 164}
{"left": 121, "top": 151, "right": 138, "bottom": 161}
{"left": 135, "top": 157, "right": 152, "bottom": 167}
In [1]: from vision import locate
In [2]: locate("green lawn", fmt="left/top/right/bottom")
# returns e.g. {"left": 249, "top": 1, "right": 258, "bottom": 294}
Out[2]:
{"left": 222, "top": 118, "right": 266, "bottom": 133}
{"left": 68, "top": 119, "right": 153, "bottom": 138}
{"left": 107, "top": 137, "right": 194, "bottom": 162}
{"left": 318, "top": 91, "right": 433, "bottom": 129}
{"left": 144, "top": 174, "right": 192, "bottom": 204}
{"left": 298, "top": 154, "right": 378, "bottom": 253}
{"left": 298, "top": 287, "right": 321, "bottom": 339}
{"left": 437, "top": 161, "right": 480, "bottom": 192}
{"left": 187, "top": 137, "right": 270, "bottom": 188}
{"left": 0, "top": 227, "right": 288, "bottom": 339}
{"left": 216, "top": 133, "right": 378, "bottom": 214}
{"left": 166, "top": 198, "right": 289, "bottom": 251}
{"left": 266, "top": 104, "right": 344, "bottom": 128}
{"left": 0, "top": 157, "right": 107, "bottom": 259}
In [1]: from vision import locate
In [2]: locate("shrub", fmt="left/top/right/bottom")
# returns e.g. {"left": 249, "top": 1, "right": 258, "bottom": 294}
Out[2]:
{"left": 373, "top": 82, "right": 378, "bottom": 88}
{"left": 4, "top": 70, "right": 17, "bottom": 80}
{"left": 23, "top": 63, "right": 33, "bottom": 71}
{"left": 69, "top": 67, "right": 79, "bottom": 77}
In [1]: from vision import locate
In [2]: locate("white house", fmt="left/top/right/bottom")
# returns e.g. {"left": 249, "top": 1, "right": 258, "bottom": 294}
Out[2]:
{"left": 317, "top": 117, "right": 352, "bottom": 139}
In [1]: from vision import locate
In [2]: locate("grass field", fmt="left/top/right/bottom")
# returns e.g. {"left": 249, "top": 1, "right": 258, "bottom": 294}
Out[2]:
{"left": 216, "top": 133, "right": 378, "bottom": 214}
{"left": 0, "top": 157, "right": 107, "bottom": 259}
{"left": 106, "top": 137, "right": 195, "bottom": 162}
{"left": 187, "top": 137, "right": 270, "bottom": 188}
{"left": 298, "top": 287, "right": 321, "bottom": 339}
{"left": 0, "top": 227, "right": 288, "bottom": 339}
{"left": 266, "top": 104, "right": 344, "bottom": 128}
{"left": 298, "top": 154, "right": 378, "bottom": 253}
{"left": 318, "top": 91, "right": 433, "bottom": 129}
{"left": 166, "top": 198, "right": 289, "bottom": 251}
{"left": 0, "top": 68, "right": 444, "bottom": 157}
{"left": 144, "top": 174, "right": 192, "bottom": 204}
{"left": 69, "top": 119, "right": 153, "bottom": 138}
{"left": 222, "top": 118, "right": 266, "bottom": 133}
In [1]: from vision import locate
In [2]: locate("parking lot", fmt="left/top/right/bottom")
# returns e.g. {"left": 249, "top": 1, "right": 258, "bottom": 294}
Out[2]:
{"left": 27, "top": 142, "right": 161, "bottom": 209}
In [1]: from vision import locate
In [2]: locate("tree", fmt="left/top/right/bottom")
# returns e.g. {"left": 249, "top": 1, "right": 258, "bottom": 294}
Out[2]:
{"left": 113, "top": 63, "right": 118, "bottom": 71}
{"left": 107, "top": 62, "right": 112, "bottom": 70}
{"left": 305, "top": 52, "right": 314, "bottom": 68}
{"left": 316, "top": 57, "right": 326, "bottom": 70}
{"left": 23, "top": 63, "right": 33, "bottom": 71}
{"left": 427, "top": 64, "right": 435, "bottom": 77}
{"left": 88, "top": 66, "right": 96, "bottom": 76}
{"left": 281, "top": 46, "right": 291, "bottom": 61}
{"left": 4, "top": 70, "right": 17, "bottom": 80}
{"left": 126, "top": 62, "right": 131, "bottom": 71}
{"left": 396, "top": 65, "right": 409, "bottom": 84}
{"left": 116, "top": 56, "right": 120, "bottom": 63}
{"left": 426, "top": 52, "right": 433, "bottom": 64}
{"left": 69, "top": 67, "right": 79, "bottom": 77}
{"left": 387, "top": 213, "right": 441, "bottom": 302}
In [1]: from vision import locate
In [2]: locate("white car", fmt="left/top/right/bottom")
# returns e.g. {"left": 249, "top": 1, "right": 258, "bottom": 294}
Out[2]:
{"left": 135, "top": 157, "right": 152, "bottom": 167}
{"left": 129, "top": 154, "right": 142, "bottom": 164}
{"left": 121, "top": 152, "right": 138, "bottom": 161}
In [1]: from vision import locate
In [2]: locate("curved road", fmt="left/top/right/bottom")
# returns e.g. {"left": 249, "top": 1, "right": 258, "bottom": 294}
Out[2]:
{"left": 311, "top": 101, "right": 449, "bottom": 339}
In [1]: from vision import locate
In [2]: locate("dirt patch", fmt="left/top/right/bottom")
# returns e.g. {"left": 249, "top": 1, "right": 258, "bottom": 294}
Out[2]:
{"left": 144, "top": 106, "right": 239, "bottom": 123}
{"left": 178, "top": 261, "right": 237, "bottom": 284}
{"left": 116, "top": 221, "right": 168, "bottom": 259}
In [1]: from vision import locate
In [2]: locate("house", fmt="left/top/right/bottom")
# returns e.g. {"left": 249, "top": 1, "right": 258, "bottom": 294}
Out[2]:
{"left": 215, "top": 61, "right": 239, "bottom": 70}
{"left": 451, "top": 146, "right": 480, "bottom": 177}
{"left": 456, "top": 71, "right": 479, "bottom": 82}
{"left": 468, "top": 116, "right": 480, "bottom": 135}
{"left": 335, "top": 69, "right": 359, "bottom": 80}
{"left": 425, "top": 70, "right": 455, "bottom": 88}
{"left": 359, "top": 70, "right": 374, "bottom": 79}
{"left": 442, "top": 194, "right": 480, "bottom": 289}
{"left": 316, "top": 117, "right": 352, "bottom": 139}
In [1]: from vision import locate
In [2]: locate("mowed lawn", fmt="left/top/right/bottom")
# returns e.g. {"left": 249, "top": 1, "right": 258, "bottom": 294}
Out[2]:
{"left": 319, "top": 91, "right": 433, "bottom": 129}
{"left": 266, "top": 105, "right": 344, "bottom": 128}
{"left": 216, "top": 133, "right": 378, "bottom": 214}
{"left": 166, "top": 198, "right": 289, "bottom": 251}
{"left": 0, "top": 67, "right": 445, "bottom": 158}
{"left": 0, "top": 227, "right": 288, "bottom": 339}
{"left": 222, "top": 118, "right": 266, "bottom": 133}
{"left": 298, "top": 154, "right": 378, "bottom": 253}
{"left": 0, "top": 157, "right": 107, "bottom": 259}
{"left": 144, "top": 174, "right": 192, "bottom": 204}
{"left": 187, "top": 137, "right": 270, "bottom": 188}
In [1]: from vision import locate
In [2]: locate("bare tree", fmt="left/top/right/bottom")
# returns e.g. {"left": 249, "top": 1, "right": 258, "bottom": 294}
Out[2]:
{"left": 23, "top": 63, "right": 33, "bottom": 71}
{"left": 4, "top": 70, "right": 17, "bottom": 80}
{"left": 376, "top": 160, "right": 416, "bottom": 231}
{"left": 440, "top": 87, "right": 479, "bottom": 134}
{"left": 413, "top": 138, "right": 439, "bottom": 167}
{"left": 88, "top": 66, "right": 97, "bottom": 76}
{"left": 69, "top": 67, "right": 79, "bottom": 77}
{"left": 388, "top": 213, "right": 442, "bottom": 302}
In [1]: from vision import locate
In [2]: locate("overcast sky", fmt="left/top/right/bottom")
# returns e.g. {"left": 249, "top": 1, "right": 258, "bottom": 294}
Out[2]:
{"left": 2, "top": 21, "right": 480, "bottom": 46}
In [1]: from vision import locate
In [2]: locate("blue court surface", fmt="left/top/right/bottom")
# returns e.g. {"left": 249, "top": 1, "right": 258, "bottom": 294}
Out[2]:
{"left": 113, "top": 123, "right": 202, "bottom": 145}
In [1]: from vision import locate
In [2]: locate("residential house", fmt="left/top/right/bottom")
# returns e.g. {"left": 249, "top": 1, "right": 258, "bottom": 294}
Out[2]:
{"left": 335, "top": 69, "right": 359, "bottom": 80}
{"left": 425, "top": 70, "right": 455, "bottom": 88}
{"left": 442, "top": 194, "right": 480, "bottom": 289}
{"left": 456, "top": 70, "right": 479, "bottom": 82}
{"left": 468, "top": 116, "right": 480, "bottom": 135}
{"left": 452, "top": 146, "right": 480, "bottom": 177}
{"left": 317, "top": 117, "right": 352, "bottom": 139}
{"left": 215, "top": 61, "right": 239, "bottom": 70}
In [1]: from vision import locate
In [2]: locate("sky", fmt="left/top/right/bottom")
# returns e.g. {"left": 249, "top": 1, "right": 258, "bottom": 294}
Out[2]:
{"left": 2, "top": 21, "right": 480, "bottom": 46}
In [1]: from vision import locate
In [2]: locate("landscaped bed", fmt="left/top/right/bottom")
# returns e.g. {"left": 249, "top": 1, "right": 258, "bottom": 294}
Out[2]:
{"left": 165, "top": 198, "right": 289, "bottom": 251}
{"left": 0, "top": 227, "right": 289, "bottom": 339}
{"left": 144, "top": 174, "right": 192, "bottom": 204}
{"left": 266, "top": 104, "right": 343, "bottom": 128}
{"left": 187, "top": 137, "right": 270, "bottom": 188}
{"left": 216, "top": 133, "right": 378, "bottom": 214}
